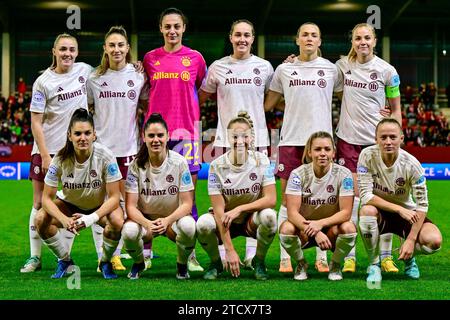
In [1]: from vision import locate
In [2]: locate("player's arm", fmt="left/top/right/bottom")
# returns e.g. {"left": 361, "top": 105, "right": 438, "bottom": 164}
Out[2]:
{"left": 285, "top": 193, "right": 308, "bottom": 231}
{"left": 152, "top": 190, "right": 194, "bottom": 235}
{"left": 222, "top": 184, "right": 276, "bottom": 228}
{"left": 399, "top": 210, "right": 426, "bottom": 260}
{"left": 125, "top": 192, "right": 156, "bottom": 232}
{"left": 264, "top": 90, "right": 284, "bottom": 112}
{"left": 42, "top": 184, "right": 73, "bottom": 230}
{"left": 210, "top": 194, "right": 241, "bottom": 277}
{"left": 30, "top": 112, "right": 51, "bottom": 174}
{"left": 198, "top": 89, "right": 213, "bottom": 106}
{"left": 388, "top": 95, "right": 402, "bottom": 125}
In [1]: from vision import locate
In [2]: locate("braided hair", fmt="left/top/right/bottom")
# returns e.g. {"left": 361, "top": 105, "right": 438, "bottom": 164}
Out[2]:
{"left": 227, "top": 110, "right": 260, "bottom": 166}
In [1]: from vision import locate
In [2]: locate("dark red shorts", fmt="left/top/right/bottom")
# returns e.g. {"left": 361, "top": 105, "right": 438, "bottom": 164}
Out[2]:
{"left": 275, "top": 146, "right": 304, "bottom": 180}
{"left": 336, "top": 138, "right": 371, "bottom": 173}
{"left": 295, "top": 227, "right": 333, "bottom": 250}
{"left": 215, "top": 214, "right": 257, "bottom": 245}
{"left": 378, "top": 210, "right": 433, "bottom": 238}
{"left": 29, "top": 154, "right": 54, "bottom": 182}
{"left": 116, "top": 156, "right": 135, "bottom": 180}
{"left": 58, "top": 198, "right": 100, "bottom": 215}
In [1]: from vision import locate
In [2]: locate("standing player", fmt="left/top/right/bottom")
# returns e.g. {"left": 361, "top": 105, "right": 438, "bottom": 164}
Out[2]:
{"left": 280, "top": 131, "right": 356, "bottom": 281}
{"left": 34, "top": 108, "right": 123, "bottom": 279}
{"left": 142, "top": 7, "right": 207, "bottom": 272}
{"left": 196, "top": 112, "right": 277, "bottom": 280}
{"left": 21, "top": 33, "right": 93, "bottom": 273}
{"left": 198, "top": 19, "right": 274, "bottom": 268}
{"left": 264, "top": 22, "right": 342, "bottom": 273}
{"left": 335, "top": 23, "right": 402, "bottom": 273}
{"left": 122, "top": 113, "right": 196, "bottom": 280}
{"left": 357, "top": 118, "right": 442, "bottom": 284}
{"left": 87, "top": 25, "right": 148, "bottom": 272}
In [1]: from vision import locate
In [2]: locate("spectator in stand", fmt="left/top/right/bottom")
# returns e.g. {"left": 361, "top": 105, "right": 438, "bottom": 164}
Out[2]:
{"left": 17, "top": 77, "right": 27, "bottom": 95}
{"left": 404, "top": 85, "right": 414, "bottom": 104}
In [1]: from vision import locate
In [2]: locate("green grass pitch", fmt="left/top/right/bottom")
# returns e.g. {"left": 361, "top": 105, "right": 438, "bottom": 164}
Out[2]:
{"left": 0, "top": 179, "right": 448, "bottom": 300}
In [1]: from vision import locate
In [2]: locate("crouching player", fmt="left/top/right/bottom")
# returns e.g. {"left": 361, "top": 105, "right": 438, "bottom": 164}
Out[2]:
{"left": 279, "top": 131, "right": 357, "bottom": 281}
{"left": 358, "top": 118, "right": 442, "bottom": 284}
{"left": 35, "top": 108, "right": 124, "bottom": 279}
{"left": 122, "top": 113, "right": 196, "bottom": 280}
{"left": 196, "top": 112, "right": 277, "bottom": 280}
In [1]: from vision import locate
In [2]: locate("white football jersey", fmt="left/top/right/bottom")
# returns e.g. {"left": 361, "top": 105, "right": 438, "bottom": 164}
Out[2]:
{"left": 357, "top": 145, "right": 428, "bottom": 212}
{"left": 285, "top": 163, "right": 354, "bottom": 220}
{"left": 87, "top": 64, "right": 149, "bottom": 157}
{"left": 335, "top": 56, "right": 401, "bottom": 145}
{"left": 270, "top": 57, "right": 342, "bottom": 146}
{"left": 201, "top": 55, "right": 274, "bottom": 147}
{"left": 44, "top": 142, "right": 122, "bottom": 211}
{"left": 30, "top": 62, "right": 93, "bottom": 155}
{"left": 208, "top": 151, "right": 275, "bottom": 223}
{"left": 125, "top": 150, "right": 194, "bottom": 220}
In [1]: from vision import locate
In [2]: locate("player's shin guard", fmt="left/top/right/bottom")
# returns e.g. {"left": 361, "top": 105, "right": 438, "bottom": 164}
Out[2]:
{"left": 175, "top": 216, "right": 196, "bottom": 264}
{"left": 91, "top": 223, "right": 104, "bottom": 259}
{"left": 316, "top": 247, "right": 328, "bottom": 261}
{"left": 279, "top": 234, "right": 304, "bottom": 262}
{"left": 43, "top": 231, "right": 70, "bottom": 261}
{"left": 344, "top": 197, "right": 360, "bottom": 261}
{"left": 29, "top": 207, "right": 42, "bottom": 257}
{"left": 60, "top": 228, "right": 75, "bottom": 253}
{"left": 379, "top": 233, "right": 394, "bottom": 260}
{"left": 101, "top": 237, "right": 119, "bottom": 262}
{"left": 245, "top": 237, "right": 257, "bottom": 260}
{"left": 122, "top": 222, "right": 144, "bottom": 263}
{"left": 196, "top": 214, "right": 220, "bottom": 262}
{"left": 331, "top": 233, "right": 357, "bottom": 264}
{"left": 359, "top": 216, "right": 380, "bottom": 265}
{"left": 278, "top": 205, "right": 290, "bottom": 260}
{"left": 254, "top": 209, "right": 277, "bottom": 259}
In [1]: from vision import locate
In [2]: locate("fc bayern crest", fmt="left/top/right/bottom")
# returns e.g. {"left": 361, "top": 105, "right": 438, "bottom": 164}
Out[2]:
{"left": 253, "top": 77, "right": 262, "bottom": 86}
{"left": 318, "top": 70, "right": 325, "bottom": 77}
{"left": 78, "top": 76, "right": 85, "bottom": 83}
{"left": 249, "top": 173, "right": 257, "bottom": 181}
{"left": 370, "top": 72, "right": 378, "bottom": 80}
{"left": 326, "top": 185, "right": 334, "bottom": 193}
{"left": 253, "top": 68, "right": 260, "bottom": 75}
{"left": 166, "top": 174, "right": 174, "bottom": 183}
{"left": 127, "top": 80, "right": 134, "bottom": 87}
{"left": 127, "top": 90, "right": 136, "bottom": 100}
{"left": 396, "top": 177, "right": 405, "bottom": 186}
{"left": 90, "top": 170, "right": 97, "bottom": 178}
{"left": 181, "top": 57, "right": 191, "bottom": 67}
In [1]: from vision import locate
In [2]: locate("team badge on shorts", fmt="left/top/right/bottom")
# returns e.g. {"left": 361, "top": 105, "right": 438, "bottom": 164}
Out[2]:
{"left": 34, "top": 165, "right": 40, "bottom": 175}
{"left": 338, "top": 158, "right": 345, "bottom": 166}
{"left": 278, "top": 164, "right": 285, "bottom": 172}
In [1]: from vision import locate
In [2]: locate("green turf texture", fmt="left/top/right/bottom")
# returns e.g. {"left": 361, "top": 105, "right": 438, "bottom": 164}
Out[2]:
{"left": 0, "top": 180, "right": 448, "bottom": 300}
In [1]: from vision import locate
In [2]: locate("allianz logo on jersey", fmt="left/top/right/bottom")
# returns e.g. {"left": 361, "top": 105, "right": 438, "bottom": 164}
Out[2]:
{"left": 289, "top": 78, "right": 327, "bottom": 88}
{"left": 63, "top": 180, "right": 102, "bottom": 190}
{"left": 225, "top": 77, "right": 262, "bottom": 87}
{"left": 141, "top": 185, "right": 179, "bottom": 196}
{"left": 98, "top": 90, "right": 137, "bottom": 100}
{"left": 344, "top": 79, "right": 379, "bottom": 91}
{"left": 152, "top": 71, "right": 191, "bottom": 82}
{"left": 57, "top": 87, "right": 85, "bottom": 101}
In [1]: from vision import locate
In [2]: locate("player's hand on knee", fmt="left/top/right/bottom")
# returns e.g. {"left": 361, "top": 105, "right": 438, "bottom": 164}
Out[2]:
{"left": 304, "top": 220, "right": 322, "bottom": 237}
{"left": 399, "top": 208, "right": 418, "bottom": 224}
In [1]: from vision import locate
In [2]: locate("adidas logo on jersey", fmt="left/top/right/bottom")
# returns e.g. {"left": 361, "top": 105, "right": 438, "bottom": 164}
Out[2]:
{"left": 226, "top": 69, "right": 233, "bottom": 74}
{"left": 154, "top": 61, "right": 160, "bottom": 66}
{"left": 101, "top": 82, "right": 108, "bottom": 87}
{"left": 346, "top": 70, "right": 351, "bottom": 75}
{"left": 291, "top": 71, "right": 298, "bottom": 76}
{"left": 67, "top": 173, "right": 74, "bottom": 178}
{"left": 57, "top": 87, "right": 64, "bottom": 92}
{"left": 224, "top": 178, "right": 231, "bottom": 184}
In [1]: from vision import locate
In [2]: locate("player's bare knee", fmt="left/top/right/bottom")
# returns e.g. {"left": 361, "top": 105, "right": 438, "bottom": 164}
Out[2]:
{"left": 359, "top": 205, "right": 378, "bottom": 217}
{"left": 196, "top": 213, "right": 216, "bottom": 235}
{"left": 339, "top": 221, "right": 357, "bottom": 234}
{"left": 178, "top": 216, "right": 196, "bottom": 239}
{"left": 34, "top": 209, "right": 50, "bottom": 236}
{"left": 279, "top": 220, "right": 295, "bottom": 235}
